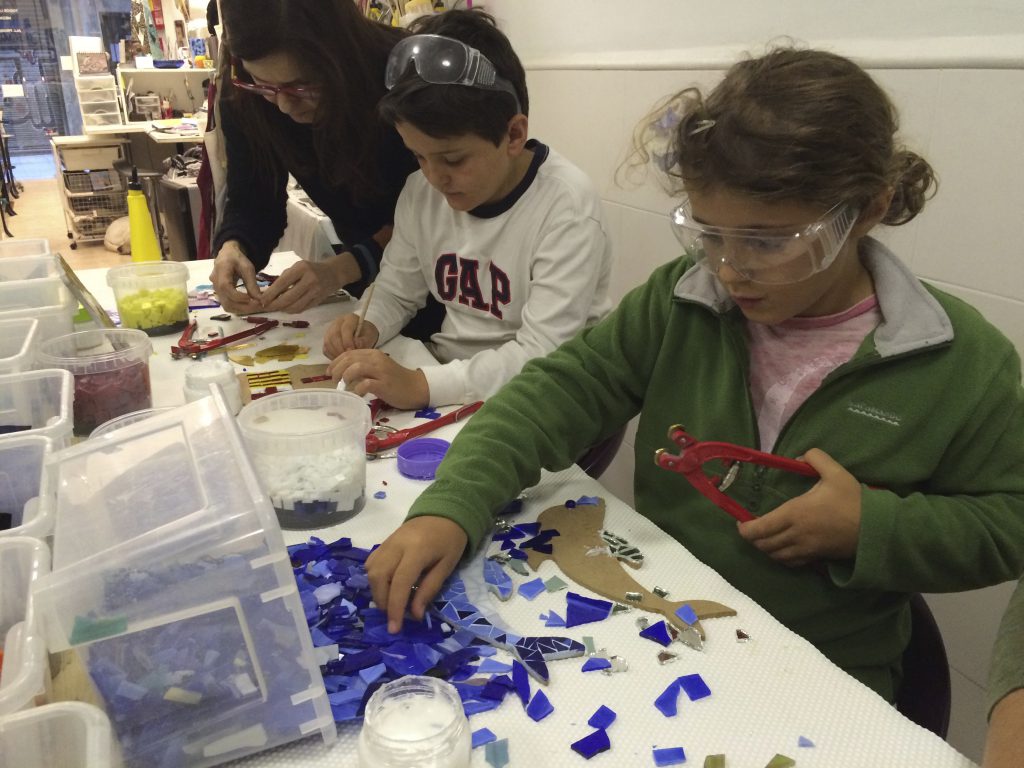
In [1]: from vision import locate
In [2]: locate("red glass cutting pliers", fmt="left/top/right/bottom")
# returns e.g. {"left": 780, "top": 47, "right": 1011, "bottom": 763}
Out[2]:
{"left": 654, "top": 425, "right": 819, "bottom": 522}
{"left": 170, "top": 318, "right": 279, "bottom": 359}
{"left": 366, "top": 400, "right": 483, "bottom": 455}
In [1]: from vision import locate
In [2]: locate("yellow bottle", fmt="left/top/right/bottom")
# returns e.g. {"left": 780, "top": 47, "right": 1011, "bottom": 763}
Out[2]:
{"left": 127, "top": 167, "right": 161, "bottom": 262}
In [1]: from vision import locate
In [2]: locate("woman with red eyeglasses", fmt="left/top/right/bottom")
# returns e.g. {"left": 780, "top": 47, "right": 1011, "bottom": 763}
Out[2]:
{"left": 211, "top": 0, "right": 440, "bottom": 331}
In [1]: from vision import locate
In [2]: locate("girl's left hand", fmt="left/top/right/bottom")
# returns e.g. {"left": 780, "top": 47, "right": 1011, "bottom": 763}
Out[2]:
{"left": 736, "top": 448, "right": 862, "bottom": 567}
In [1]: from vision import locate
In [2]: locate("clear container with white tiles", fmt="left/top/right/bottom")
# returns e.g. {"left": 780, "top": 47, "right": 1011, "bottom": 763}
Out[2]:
{"left": 0, "top": 317, "right": 40, "bottom": 376}
{"left": 0, "top": 369, "right": 74, "bottom": 449}
{"left": 30, "top": 392, "right": 335, "bottom": 767}
{"left": 0, "top": 701, "right": 118, "bottom": 767}
{"left": 0, "top": 435, "right": 52, "bottom": 540}
{"left": 0, "top": 536, "right": 51, "bottom": 715}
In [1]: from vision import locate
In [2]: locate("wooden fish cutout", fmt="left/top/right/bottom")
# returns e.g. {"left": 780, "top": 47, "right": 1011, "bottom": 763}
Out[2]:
{"left": 525, "top": 498, "right": 735, "bottom": 639}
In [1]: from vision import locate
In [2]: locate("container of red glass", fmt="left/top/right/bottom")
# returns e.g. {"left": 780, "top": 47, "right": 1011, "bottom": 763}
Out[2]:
{"left": 36, "top": 329, "right": 152, "bottom": 437}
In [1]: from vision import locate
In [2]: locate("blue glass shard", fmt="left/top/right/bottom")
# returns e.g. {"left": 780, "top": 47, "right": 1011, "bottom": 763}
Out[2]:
{"left": 581, "top": 657, "right": 612, "bottom": 672}
{"left": 526, "top": 689, "right": 554, "bottom": 721}
{"left": 373, "top": 490, "right": 386, "bottom": 499}
{"left": 654, "top": 680, "right": 680, "bottom": 717}
{"left": 544, "top": 611, "right": 566, "bottom": 628}
{"left": 472, "top": 727, "right": 497, "bottom": 749}
{"left": 588, "top": 704, "right": 616, "bottom": 729}
{"left": 653, "top": 746, "right": 687, "bottom": 766}
{"left": 565, "top": 592, "right": 614, "bottom": 628}
{"left": 483, "top": 560, "right": 513, "bottom": 601}
{"left": 639, "top": 620, "right": 673, "bottom": 647}
{"left": 478, "top": 658, "right": 513, "bottom": 675}
{"left": 511, "top": 660, "right": 530, "bottom": 706}
{"left": 511, "top": 522, "right": 541, "bottom": 537}
{"left": 570, "top": 729, "right": 610, "bottom": 759}
{"left": 358, "top": 663, "right": 386, "bottom": 686}
{"left": 675, "top": 603, "right": 699, "bottom": 625}
{"left": 576, "top": 496, "right": 600, "bottom": 505}
{"left": 677, "top": 673, "right": 711, "bottom": 701}
{"left": 518, "top": 578, "right": 547, "bottom": 601}
{"left": 798, "top": 736, "right": 815, "bottom": 748}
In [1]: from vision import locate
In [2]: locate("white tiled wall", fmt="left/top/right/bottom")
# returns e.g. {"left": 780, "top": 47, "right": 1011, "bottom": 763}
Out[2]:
{"left": 504, "top": 34, "right": 1023, "bottom": 763}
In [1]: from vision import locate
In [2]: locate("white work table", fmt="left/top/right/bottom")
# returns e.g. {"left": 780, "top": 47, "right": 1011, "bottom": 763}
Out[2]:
{"left": 66, "top": 256, "right": 976, "bottom": 768}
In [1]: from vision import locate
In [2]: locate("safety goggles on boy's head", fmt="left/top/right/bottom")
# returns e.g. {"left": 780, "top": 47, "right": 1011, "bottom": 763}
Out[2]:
{"left": 230, "top": 58, "right": 320, "bottom": 101}
{"left": 669, "top": 199, "right": 859, "bottom": 285}
{"left": 385, "top": 34, "right": 521, "bottom": 113}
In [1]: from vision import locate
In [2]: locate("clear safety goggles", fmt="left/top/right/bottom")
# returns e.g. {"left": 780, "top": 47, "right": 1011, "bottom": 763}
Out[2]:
{"left": 670, "top": 199, "right": 859, "bottom": 285}
{"left": 385, "top": 34, "right": 521, "bottom": 112}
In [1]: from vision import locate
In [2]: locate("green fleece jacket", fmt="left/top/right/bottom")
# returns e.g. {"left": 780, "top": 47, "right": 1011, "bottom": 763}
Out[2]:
{"left": 989, "top": 576, "right": 1024, "bottom": 717}
{"left": 408, "top": 237, "right": 1024, "bottom": 700}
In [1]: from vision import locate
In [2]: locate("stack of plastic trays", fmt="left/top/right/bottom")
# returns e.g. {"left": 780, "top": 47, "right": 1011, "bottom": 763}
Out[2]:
{"left": 0, "top": 537, "right": 51, "bottom": 716}
{"left": 0, "top": 255, "right": 76, "bottom": 341}
{"left": 0, "top": 318, "right": 40, "bottom": 376}
{"left": 0, "top": 238, "right": 50, "bottom": 259}
{"left": 0, "top": 435, "right": 53, "bottom": 540}
{"left": 0, "top": 369, "right": 74, "bottom": 449}
{"left": 31, "top": 391, "right": 335, "bottom": 768}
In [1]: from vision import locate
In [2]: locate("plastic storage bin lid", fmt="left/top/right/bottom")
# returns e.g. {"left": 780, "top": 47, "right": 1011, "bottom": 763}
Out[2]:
{"left": 0, "top": 435, "right": 52, "bottom": 540}
{"left": 0, "top": 317, "right": 40, "bottom": 375}
{"left": 0, "top": 701, "right": 116, "bottom": 768}
{"left": 0, "top": 369, "right": 74, "bottom": 449}
{"left": 0, "top": 536, "right": 51, "bottom": 716}
{"left": 31, "top": 391, "right": 336, "bottom": 764}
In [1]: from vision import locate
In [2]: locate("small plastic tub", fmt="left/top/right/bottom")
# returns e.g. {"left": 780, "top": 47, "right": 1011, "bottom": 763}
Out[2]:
{"left": 105, "top": 261, "right": 189, "bottom": 336}
{"left": 397, "top": 437, "right": 450, "bottom": 480}
{"left": 237, "top": 389, "right": 371, "bottom": 529}
{"left": 0, "top": 318, "right": 39, "bottom": 375}
{"left": 36, "top": 328, "right": 152, "bottom": 437}
{"left": 0, "top": 536, "right": 51, "bottom": 715}
{"left": 0, "top": 701, "right": 116, "bottom": 767}
{"left": 0, "top": 239, "right": 49, "bottom": 259}
{"left": 0, "top": 435, "right": 50, "bottom": 537}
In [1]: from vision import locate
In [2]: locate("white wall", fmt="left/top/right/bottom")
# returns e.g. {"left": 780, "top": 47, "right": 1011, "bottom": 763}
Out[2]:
{"left": 488, "top": 1, "right": 1024, "bottom": 762}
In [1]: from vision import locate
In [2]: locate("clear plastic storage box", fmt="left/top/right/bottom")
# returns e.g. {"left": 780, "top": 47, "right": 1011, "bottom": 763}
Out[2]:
{"left": 0, "top": 369, "right": 74, "bottom": 449}
{"left": 0, "top": 536, "right": 51, "bottom": 715}
{"left": 0, "top": 282, "right": 76, "bottom": 342}
{"left": 0, "top": 317, "right": 40, "bottom": 376}
{"left": 31, "top": 394, "right": 335, "bottom": 767}
{"left": 0, "top": 701, "right": 118, "bottom": 767}
{"left": 0, "top": 435, "right": 53, "bottom": 540}
{"left": 0, "top": 239, "right": 50, "bottom": 259}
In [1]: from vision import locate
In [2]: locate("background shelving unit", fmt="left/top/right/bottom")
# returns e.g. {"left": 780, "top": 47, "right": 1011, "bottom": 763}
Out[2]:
{"left": 51, "top": 136, "right": 129, "bottom": 250}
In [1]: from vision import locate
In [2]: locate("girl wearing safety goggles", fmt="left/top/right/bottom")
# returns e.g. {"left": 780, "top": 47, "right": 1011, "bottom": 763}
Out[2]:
{"left": 366, "top": 46, "right": 1024, "bottom": 708}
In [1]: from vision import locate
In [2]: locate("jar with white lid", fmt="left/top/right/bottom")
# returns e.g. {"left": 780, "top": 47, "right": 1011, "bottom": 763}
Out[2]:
{"left": 357, "top": 676, "right": 471, "bottom": 768}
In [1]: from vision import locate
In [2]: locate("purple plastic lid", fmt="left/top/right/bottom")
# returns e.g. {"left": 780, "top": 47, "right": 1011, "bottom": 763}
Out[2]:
{"left": 396, "top": 437, "right": 450, "bottom": 480}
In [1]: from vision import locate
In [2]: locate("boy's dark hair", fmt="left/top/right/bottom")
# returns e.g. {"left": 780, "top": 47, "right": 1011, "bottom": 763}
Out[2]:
{"left": 378, "top": 10, "right": 528, "bottom": 146}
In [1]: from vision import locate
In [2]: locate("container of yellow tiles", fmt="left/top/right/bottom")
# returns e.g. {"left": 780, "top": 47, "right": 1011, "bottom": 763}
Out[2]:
{"left": 106, "top": 262, "right": 189, "bottom": 336}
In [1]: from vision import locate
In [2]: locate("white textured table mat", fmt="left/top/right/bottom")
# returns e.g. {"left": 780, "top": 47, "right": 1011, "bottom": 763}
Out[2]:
{"left": 237, "top": 465, "right": 976, "bottom": 768}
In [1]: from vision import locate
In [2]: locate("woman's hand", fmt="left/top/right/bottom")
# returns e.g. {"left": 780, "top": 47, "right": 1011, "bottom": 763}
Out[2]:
{"left": 209, "top": 240, "right": 264, "bottom": 314}
{"left": 327, "top": 348, "right": 429, "bottom": 409}
{"left": 365, "top": 516, "right": 468, "bottom": 633}
{"left": 260, "top": 251, "right": 361, "bottom": 314}
{"left": 323, "top": 313, "right": 379, "bottom": 358}
{"left": 737, "top": 448, "right": 862, "bottom": 566}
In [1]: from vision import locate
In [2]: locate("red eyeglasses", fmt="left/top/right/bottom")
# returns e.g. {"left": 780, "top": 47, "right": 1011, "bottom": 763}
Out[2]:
{"left": 230, "top": 58, "right": 320, "bottom": 101}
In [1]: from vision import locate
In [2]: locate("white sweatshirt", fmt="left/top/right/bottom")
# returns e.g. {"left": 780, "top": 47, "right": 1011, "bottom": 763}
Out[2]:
{"left": 362, "top": 141, "right": 614, "bottom": 406}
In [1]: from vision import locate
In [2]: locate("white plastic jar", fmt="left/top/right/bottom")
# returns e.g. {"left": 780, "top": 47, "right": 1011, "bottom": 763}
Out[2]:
{"left": 357, "top": 676, "right": 471, "bottom": 768}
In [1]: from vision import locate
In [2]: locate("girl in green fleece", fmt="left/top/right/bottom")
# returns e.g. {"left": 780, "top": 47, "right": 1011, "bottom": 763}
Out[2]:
{"left": 364, "top": 46, "right": 1024, "bottom": 702}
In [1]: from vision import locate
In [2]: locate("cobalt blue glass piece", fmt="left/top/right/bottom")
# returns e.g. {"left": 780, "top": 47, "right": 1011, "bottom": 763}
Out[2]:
{"left": 639, "top": 619, "right": 674, "bottom": 647}
{"left": 678, "top": 673, "right": 711, "bottom": 701}
{"left": 675, "top": 603, "right": 699, "bottom": 625}
{"left": 588, "top": 704, "right": 616, "bottom": 729}
{"left": 543, "top": 610, "right": 566, "bottom": 628}
{"left": 480, "top": 676, "right": 513, "bottom": 702}
{"left": 511, "top": 660, "right": 531, "bottom": 706}
{"left": 526, "top": 689, "right": 554, "bottom": 721}
{"left": 653, "top": 746, "right": 687, "bottom": 766}
{"left": 472, "top": 727, "right": 497, "bottom": 749}
{"left": 565, "top": 592, "right": 614, "bottom": 628}
{"left": 478, "top": 658, "right": 513, "bottom": 674}
{"left": 373, "top": 490, "right": 386, "bottom": 499}
{"left": 576, "top": 496, "right": 600, "bottom": 505}
{"left": 499, "top": 498, "right": 524, "bottom": 516}
{"left": 654, "top": 680, "right": 681, "bottom": 717}
{"left": 483, "top": 559, "right": 513, "bottom": 601}
{"left": 581, "top": 657, "right": 612, "bottom": 672}
{"left": 798, "top": 736, "right": 815, "bottom": 748}
{"left": 414, "top": 407, "right": 441, "bottom": 419}
{"left": 570, "top": 728, "right": 610, "bottom": 759}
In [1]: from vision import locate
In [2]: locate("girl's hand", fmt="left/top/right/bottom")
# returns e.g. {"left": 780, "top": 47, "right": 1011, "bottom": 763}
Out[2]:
{"left": 327, "top": 348, "right": 429, "bottom": 409}
{"left": 260, "top": 252, "right": 360, "bottom": 314}
{"left": 365, "top": 516, "right": 468, "bottom": 633}
{"left": 736, "top": 448, "right": 862, "bottom": 566}
{"left": 323, "top": 314, "right": 379, "bottom": 358}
